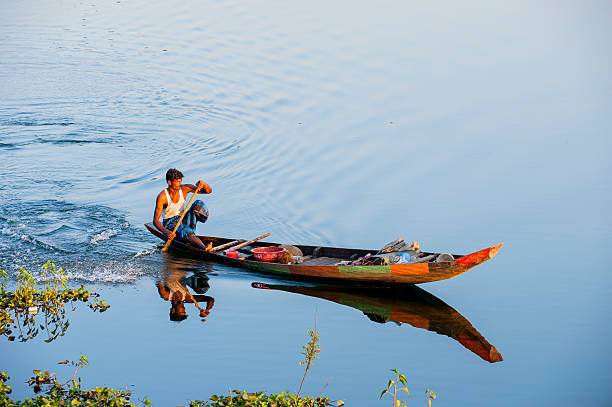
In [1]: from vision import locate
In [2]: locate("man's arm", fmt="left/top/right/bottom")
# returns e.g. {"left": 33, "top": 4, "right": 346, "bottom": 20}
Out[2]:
{"left": 156, "top": 281, "right": 171, "bottom": 301}
{"left": 153, "top": 192, "right": 175, "bottom": 240}
{"left": 182, "top": 180, "right": 212, "bottom": 194}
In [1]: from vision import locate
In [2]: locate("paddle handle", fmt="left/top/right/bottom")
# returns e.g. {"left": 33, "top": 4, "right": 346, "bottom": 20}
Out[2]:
{"left": 161, "top": 186, "right": 202, "bottom": 252}
{"left": 224, "top": 233, "right": 270, "bottom": 253}
{"left": 210, "top": 239, "right": 245, "bottom": 253}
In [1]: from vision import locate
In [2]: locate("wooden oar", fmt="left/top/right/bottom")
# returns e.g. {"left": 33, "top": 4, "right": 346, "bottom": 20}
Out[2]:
{"left": 182, "top": 290, "right": 212, "bottom": 319}
{"left": 224, "top": 233, "right": 270, "bottom": 253}
{"left": 161, "top": 185, "right": 202, "bottom": 252}
{"left": 210, "top": 239, "right": 245, "bottom": 252}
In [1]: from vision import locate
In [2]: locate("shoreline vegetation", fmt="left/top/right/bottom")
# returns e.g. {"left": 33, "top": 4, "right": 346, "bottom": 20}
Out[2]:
{"left": 0, "top": 262, "right": 109, "bottom": 343}
{"left": 1, "top": 263, "right": 435, "bottom": 406}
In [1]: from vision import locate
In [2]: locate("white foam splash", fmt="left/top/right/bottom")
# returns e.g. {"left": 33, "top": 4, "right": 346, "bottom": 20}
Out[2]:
{"left": 65, "top": 261, "right": 145, "bottom": 283}
{"left": 90, "top": 229, "right": 118, "bottom": 244}
{"left": 133, "top": 247, "right": 158, "bottom": 258}
{"left": 90, "top": 222, "right": 129, "bottom": 244}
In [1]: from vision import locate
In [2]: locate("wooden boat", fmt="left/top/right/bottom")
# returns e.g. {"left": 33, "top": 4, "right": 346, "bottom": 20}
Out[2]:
{"left": 252, "top": 281, "right": 503, "bottom": 362}
{"left": 145, "top": 223, "right": 502, "bottom": 285}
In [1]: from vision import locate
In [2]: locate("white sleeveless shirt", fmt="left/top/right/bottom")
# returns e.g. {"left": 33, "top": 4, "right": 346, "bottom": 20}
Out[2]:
{"left": 162, "top": 189, "right": 186, "bottom": 219}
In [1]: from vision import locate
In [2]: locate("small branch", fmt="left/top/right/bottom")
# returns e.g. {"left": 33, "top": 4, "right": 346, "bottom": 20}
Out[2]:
{"left": 317, "top": 376, "right": 333, "bottom": 398}
{"left": 61, "top": 365, "right": 81, "bottom": 387}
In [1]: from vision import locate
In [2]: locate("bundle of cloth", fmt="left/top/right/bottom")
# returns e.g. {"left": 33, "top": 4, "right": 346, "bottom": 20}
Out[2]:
{"left": 373, "top": 238, "right": 431, "bottom": 265}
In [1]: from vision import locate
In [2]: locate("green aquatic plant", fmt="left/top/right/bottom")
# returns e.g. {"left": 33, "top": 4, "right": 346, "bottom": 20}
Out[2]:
{"left": 380, "top": 369, "right": 409, "bottom": 407}
{"left": 425, "top": 389, "right": 436, "bottom": 407}
{"left": 190, "top": 389, "right": 334, "bottom": 407}
{"left": 380, "top": 369, "right": 437, "bottom": 407}
{"left": 191, "top": 315, "right": 339, "bottom": 407}
{"left": 296, "top": 314, "right": 321, "bottom": 403}
{"left": 0, "top": 356, "right": 136, "bottom": 407}
{"left": 0, "top": 262, "right": 110, "bottom": 343}
{"left": 0, "top": 371, "right": 11, "bottom": 397}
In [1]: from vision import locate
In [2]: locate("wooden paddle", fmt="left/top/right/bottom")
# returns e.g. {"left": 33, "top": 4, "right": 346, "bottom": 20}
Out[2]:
{"left": 161, "top": 185, "right": 202, "bottom": 252}
{"left": 210, "top": 239, "right": 245, "bottom": 252}
{"left": 224, "top": 233, "right": 271, "bottom": 253}
{"left": 182, "top": 290, "right": 213, "bottom": 319}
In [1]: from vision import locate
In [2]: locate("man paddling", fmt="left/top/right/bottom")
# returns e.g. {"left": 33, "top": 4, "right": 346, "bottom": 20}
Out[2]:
{"left": 153, "top": 168, "right": 212, "bottom": 250}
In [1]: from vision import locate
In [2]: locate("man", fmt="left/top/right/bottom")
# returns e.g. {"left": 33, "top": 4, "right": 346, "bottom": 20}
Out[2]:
{"left": 153, "top": 168, "right": 212, "bottom": 250}
{"left": 156, "top": 259, "right": 215, "bottom": 322}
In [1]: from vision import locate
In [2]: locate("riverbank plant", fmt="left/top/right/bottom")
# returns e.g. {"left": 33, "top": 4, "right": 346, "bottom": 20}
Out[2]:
{"left": 380, "top": 369, "right": 437, "bottom": 407}
{"left": 191, "top": 315, "right": 338, "bottom": 407}
{"left": 189, "top": 390, "right": 333, "bottom": 407}
{"left": 425, "top": 389, "right": 437, "bottom": 407}
{"left": 1, "top": 316, "right": 436, "bottom": 406}
{"left": 0, "top": 262, "right": 109, "bottom": 343}
{"left": 296, "top": 314, "right": 321, "bottom": 403}
{"left": 0, "top": 356, "right": 134, "bottom": 407}
{"left": 380, "top": 369, "right": 410, "bottom": 407}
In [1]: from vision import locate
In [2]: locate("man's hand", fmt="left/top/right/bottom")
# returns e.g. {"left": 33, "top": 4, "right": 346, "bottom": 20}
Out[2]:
{"left": 167, "top": 231, "right": 176, "bottom": 240}
{"left": 192, "top": 180, "right": 212, "bottom": 194}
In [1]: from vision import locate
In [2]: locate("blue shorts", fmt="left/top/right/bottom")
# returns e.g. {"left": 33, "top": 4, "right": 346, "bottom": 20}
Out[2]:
{"left": 163, "top": 200, "right": 208, "bottom": 242}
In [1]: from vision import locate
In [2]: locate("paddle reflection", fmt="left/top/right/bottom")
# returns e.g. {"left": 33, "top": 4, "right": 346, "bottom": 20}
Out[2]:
{"left": 157, "top": 257, "right": 215, "bottom": 322}
{"left": 252, "top": 282, "right": 503, "bottom": 363}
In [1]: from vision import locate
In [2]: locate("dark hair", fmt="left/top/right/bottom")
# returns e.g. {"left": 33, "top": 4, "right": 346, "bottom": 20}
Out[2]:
{"left": 166, "top": 168, "right": 183, "bottom": 182}
{"left": 170, "top": 302, "right": 187, "bottom": 321}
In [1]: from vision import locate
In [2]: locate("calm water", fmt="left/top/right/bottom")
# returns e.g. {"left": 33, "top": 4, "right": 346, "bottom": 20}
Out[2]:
{"left": 1, "top": 0, "right": 611, "bottom": 405}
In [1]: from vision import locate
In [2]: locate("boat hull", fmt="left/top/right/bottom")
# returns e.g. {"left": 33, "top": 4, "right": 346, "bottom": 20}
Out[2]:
{"left": 145, "top": 223, "right": 502, "bottom": 285}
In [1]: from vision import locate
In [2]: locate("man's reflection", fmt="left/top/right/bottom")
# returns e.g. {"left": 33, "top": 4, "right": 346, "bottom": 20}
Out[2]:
{"left": 157, "top": 258, "right": 215, "bottom": 322}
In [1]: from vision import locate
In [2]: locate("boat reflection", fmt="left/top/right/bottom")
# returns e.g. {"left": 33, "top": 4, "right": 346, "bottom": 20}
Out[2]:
{"left": 252, "top": 282, "right": 503, "bottom": 363}
{"left": 157, "top": 257, "right": 215, "bottom": 322}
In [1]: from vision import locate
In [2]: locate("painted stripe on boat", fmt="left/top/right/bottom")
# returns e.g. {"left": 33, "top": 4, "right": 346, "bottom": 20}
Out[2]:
{"left": 338, "top": 265, "right": 391, "bottom": 274}
{"left": 390, "top": 263, "right": 429, "bottom": 275}
{"left": 456, "top": 248, "right": 490, "bottom": 267}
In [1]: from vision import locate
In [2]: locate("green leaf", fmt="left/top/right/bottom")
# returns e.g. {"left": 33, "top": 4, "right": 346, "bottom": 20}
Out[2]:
{"left": 380, "top": 389, "right": 388, "bottom": 399}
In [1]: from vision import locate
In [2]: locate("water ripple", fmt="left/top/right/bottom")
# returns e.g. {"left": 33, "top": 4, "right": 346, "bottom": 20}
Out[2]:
{"left": 0, "top": 199, "right": 147, "bottom": 282}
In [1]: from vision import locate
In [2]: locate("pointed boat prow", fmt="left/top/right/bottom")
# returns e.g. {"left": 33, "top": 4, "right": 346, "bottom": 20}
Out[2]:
{"left": 456, "top": 243, "right": 503, "bottom": 269}
{"left": 488, "top": 243, "right": 503, "bottom": 259}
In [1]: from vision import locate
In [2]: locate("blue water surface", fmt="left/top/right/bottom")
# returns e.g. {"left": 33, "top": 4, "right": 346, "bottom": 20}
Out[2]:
{"left": 1, "top": 1, "right": 611, "bottom": 405}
